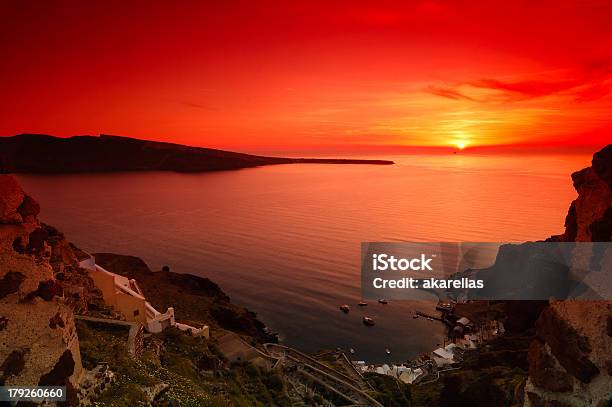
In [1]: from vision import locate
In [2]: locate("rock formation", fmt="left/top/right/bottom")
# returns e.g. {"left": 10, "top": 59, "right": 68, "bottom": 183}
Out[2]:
{"left": 0, "top": 175, "right": 82, "bottom": 402}
{"left": 525, "top": 145, "right": 612, "bottom": 407}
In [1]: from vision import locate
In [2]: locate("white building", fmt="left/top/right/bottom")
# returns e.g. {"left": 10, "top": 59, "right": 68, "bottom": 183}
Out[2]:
{"left": 77, "top": 254, "right": 209, "bottom": 338}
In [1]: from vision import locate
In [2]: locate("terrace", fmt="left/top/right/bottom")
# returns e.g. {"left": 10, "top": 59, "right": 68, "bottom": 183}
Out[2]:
{"left": 77, "top": 253, "right": 208, "bottom": 338}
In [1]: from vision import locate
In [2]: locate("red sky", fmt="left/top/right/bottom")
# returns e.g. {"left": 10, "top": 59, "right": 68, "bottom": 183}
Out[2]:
{"left": 1, "top": 1, "right": 611, "bottom": 154}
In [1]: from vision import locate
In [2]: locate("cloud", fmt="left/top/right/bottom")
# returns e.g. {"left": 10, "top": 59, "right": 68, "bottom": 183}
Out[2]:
{"left": 427, "top": 62, "right": 612, "bottom": 103}
{"left": 425, "top": 85, "right": 475, "bottom": 101}
{"left": 574, "top": 83, "right": 611, "bottom": 102}
{"left": 183, "top": 101, "right": 217, "bottom": 111}
{"left": 468, "top": 78, "right": 579, "bottom": 99}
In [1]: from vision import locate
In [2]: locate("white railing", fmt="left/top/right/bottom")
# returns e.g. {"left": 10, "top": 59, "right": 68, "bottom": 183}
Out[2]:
{"left": 88, "top": 260, "right": 209, "bottom": 338}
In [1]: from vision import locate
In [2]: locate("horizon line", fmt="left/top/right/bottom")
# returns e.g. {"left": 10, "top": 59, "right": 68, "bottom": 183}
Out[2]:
{"left": 2, "top": 133, "right": 607, "bottom": 156}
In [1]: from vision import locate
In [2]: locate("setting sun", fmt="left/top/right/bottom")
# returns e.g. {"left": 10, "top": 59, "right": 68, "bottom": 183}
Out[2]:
{"left": 456, "top": 141, "right": 467, "bottom": 150}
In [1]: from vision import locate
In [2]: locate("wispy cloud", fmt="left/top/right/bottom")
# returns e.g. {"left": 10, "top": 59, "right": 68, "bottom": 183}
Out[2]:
{"left": 182, "top": 101, "right": 218, "bottom": 111}
{"left": 425, "top": 85, "right": 475, "bottom": 101}
{"left": 468, "top": 78, "right": 579, "bottom": 99}
{"left": 427, "top": 61, "right": 612, "bottom": 103}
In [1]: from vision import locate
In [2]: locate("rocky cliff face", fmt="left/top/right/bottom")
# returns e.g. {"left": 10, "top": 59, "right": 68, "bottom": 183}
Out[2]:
{"left": 525, "top": 145, "right": 612, "bottom": 407}
{"left": 0, "top": 175, "right": 83, "bottom": 401}
{"left": 551, "top": 145, "right": 612, "bottom": 243}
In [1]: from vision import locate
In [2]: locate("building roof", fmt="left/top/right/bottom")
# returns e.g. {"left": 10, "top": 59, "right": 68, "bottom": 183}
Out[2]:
{"left": 432, "top": 347, "right": 454, "bottom": 359}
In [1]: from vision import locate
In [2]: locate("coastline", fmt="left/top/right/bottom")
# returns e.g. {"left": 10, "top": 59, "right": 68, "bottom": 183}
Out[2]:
{"left": 0, "top": 134, "right": 394, "bottom": 174}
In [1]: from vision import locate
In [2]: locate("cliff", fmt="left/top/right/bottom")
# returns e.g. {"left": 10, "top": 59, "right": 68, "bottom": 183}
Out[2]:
{"left": 0, "top": 175, "right": 83, "bottom": 402}
{"left": 0, "top": 175, "right": 289, "bottom": 405}
{"left": 0, "top": 134, "right": 393, "bottom": 173}
{"left": 525, "top": 145, "right": 612, "bottom": 407}
{"left": 410, "top": 146, "right": 612, "bottom": 407}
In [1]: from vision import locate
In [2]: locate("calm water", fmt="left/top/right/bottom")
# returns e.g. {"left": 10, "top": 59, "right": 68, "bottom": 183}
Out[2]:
{"left": 16, "top": 153, "right": 590, "bottom": 363}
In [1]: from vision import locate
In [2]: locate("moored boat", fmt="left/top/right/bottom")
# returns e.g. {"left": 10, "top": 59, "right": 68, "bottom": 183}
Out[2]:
{"left": 340, "top": 304, "right": 350, "bottom": 313}
{"left": 362, "top": 316, "right": 375, "bottom": 326}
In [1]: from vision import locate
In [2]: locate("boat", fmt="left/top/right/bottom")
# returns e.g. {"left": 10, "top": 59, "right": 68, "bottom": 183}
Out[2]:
{"left": 413, "top": 314, "right": 419, "bottom": 319}
{"left": 340, "top": 304, "right": 350, "bottom": 313}
{"left": 362, "top": 317, "right": 375, "bottom": 326}
{"left": 358, "top": 301, "right": 368, "bottom": 306}
{"left": 385, "top": 348, "right": 391, "bottom": 355}
{"left": 378, "top": 299, "right": 388, "bottom": 304}
{"left": 427, "top": 317, "right": 434, "bottom": 321}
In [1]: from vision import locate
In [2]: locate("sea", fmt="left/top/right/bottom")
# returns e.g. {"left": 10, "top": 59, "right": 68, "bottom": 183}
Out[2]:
{"left": 16, "top": 153, "right": 590, "bottom": 363}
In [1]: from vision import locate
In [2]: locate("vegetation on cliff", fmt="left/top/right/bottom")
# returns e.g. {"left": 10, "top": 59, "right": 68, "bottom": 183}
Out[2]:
{"left": 77, "top": 321, "right": 290, "bottom": 406}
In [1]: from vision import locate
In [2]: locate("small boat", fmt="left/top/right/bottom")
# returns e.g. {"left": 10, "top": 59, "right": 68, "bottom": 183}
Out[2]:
{"left": 362, "top": 317, "right": 375, "bottom": 326}
{"left": 413, "top": 314, "right": 419, "bottom": 319}
{"left": 340, "top": 304, "right": 350, "bottom": 313}
{"left": 385, "top": 348, "right": 391, "bottom": 355}
{"left": 358, "top": 301, "right": 368, "bottom": 306}
{"left": 427, "top": 317, "right": 434, "bottom": 322}
{"left": 378, "top": 299, "right": 388, "bottom": 305}
{"left": 349, "top": 348, "right": 355, "bottom": 355}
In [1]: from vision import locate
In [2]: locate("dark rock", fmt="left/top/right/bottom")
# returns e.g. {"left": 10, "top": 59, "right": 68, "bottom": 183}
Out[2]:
{"left": 536, "top": 306, "right": 599, "bottom": 383}
{"left": 0, "top": 175, "right": 25, "bottom": 223}
{"left": 12, "top": 236, "right": 25, "bottom": 253}
{"left": 49, "top": 313, "right": 65, "bottom": 329}
{"left": 589, "top": 207, "right": 612, "bottom": 242}
{"left": 26, "top": 227, "right": 49, "bottom": 255}
{"left": 439, "top": 372, "right": 507, "bottom": 407}
{"left": 503, "top": 300, "right": 548, "bottom": 334}
{"left": 0, "top": 349, "right": 28, "bottom": 384}
{"left": 527, "top": 392, "right": 573, "bottom": 407}
{"left": 24, "top": 280, "right": 63, "bottom": 302}
{"left": 528, "top": 339, "right": 573, "bottom": 392}
{"left": 0, "top": 271, "right": 25, "bottom": 299}
{"left": 197, "top": 354, "right": 222, "bottom": 372}
{"left": 552, "top": 144, "right": 611, "bottom": 242}
{"left": 592, "top": 144, "right": 612, "bottom": 189}
{"left": 571, "top": 167, "right": 591, "bottom": 191}
{"left": 562, "top": 202, "right": 578, "bottom": 242}
{"left": 0, "top": 316, "right": 7, "bottom": 331}
{"left": 17, "top": 194, "right": 40, "bottom": 220}
{"left": 38, "top": 350, "right": 75, "bottom": 386}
